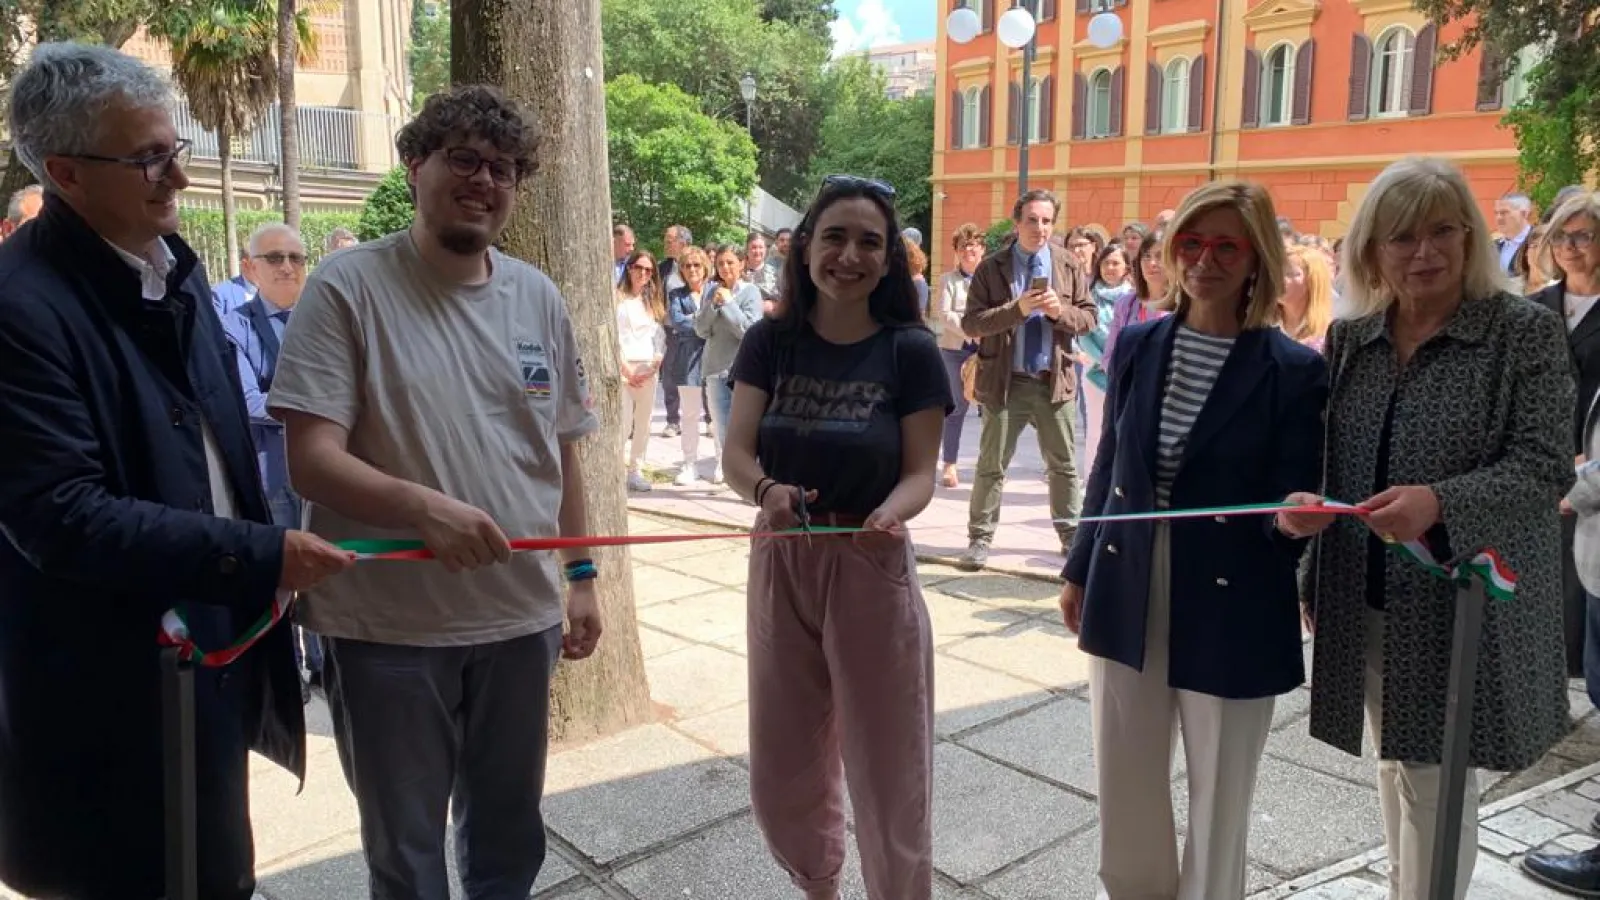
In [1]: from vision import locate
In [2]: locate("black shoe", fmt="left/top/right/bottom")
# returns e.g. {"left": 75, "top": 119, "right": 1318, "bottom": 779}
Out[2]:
{"left": 1523, "top": 846, "right": 1600, "bottom": 897}
{"left": 958, "top": 540, "right": 989, "bottom": 571}
{"left": 1592, "top": 810, "right": 1600, "bottom": 834}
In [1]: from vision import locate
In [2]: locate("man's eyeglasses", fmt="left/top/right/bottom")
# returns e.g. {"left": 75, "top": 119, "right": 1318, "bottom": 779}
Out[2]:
{"left": 1550, "top": 229, "right": 1596, "bottom": 252}
{"left": 443, "top": 147, "right": 521, "bottom": 189}
{"left": 72, "top": 139, "right": 192, "bottom": 183}
{"left": 1172, "top": 233, "right": 1250, "bottom": 266}
{"left": 253, "top": 252, "right": 308, "bottom": 268}
{"left": 821, "top": 174, "right": 896, "bottom": 199}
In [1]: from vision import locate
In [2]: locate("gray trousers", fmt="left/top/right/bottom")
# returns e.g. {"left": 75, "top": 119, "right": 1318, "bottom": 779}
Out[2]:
{"left": 324, "top": 626, "right": 563, "bottom": 900}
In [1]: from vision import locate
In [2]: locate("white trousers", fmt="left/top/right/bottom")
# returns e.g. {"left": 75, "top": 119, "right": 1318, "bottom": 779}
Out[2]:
{"left": 621, "top": 370, "right": 657, "bottom": 469}
{"left": 1090, "top": 524, "right": 1275, "bottom": 900}
{"left": 1364, "top": 610, "right": 1478, "bottom": 900}
{"left": 674, "top": 386, "right": 703, "bottom": 468}
{"left": 1081, "top": 379, "right": 1106, "bottom": 479}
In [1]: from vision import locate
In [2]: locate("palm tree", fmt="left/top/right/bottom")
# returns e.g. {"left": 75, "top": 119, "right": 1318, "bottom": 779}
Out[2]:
{"left": 276, "top": 0, "right": 313, "bottom": 229}
{"left": 151, "top": 0, "right": 278, "bottom": 277}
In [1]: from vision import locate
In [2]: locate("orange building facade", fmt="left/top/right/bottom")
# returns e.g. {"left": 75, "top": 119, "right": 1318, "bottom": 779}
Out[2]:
{"left": 930, "top": 0, "right": 1533, "bottom": 273}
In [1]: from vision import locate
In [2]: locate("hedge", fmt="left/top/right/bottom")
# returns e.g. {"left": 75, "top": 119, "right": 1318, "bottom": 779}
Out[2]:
{"left": 178, "top": 208, "right": 362, "bottom": 281}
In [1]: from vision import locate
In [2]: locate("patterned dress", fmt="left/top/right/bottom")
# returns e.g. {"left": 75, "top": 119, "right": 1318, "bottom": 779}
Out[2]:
{"left": 1307, "top": 291, "right": 1574, "bottom": 770}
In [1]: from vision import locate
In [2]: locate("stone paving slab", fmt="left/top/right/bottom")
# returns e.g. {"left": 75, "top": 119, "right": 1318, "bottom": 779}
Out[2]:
{"left": 942, "top": 618, "right": 1093, "bottom": 690}
{"left": 930, "top": 743, "right": 1098, "bottom": 882}
{"left": 643, "top": 643, "right": 748, "bottom": 720}
{"left": 613, "top": 811, "right": 868, "bottom": 899}
{"left": 635, "top": 588, "right": 745, "bottom": 644}
{"left": 959, "top": 696, "right": 1102, "bottom": 797}
{"left": 932, "top": 655, "right": 1055, "bottom": 738}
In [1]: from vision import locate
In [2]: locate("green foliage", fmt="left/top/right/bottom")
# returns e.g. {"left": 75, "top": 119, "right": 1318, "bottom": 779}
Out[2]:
{"left": 607, "top": 75, "right": 758, "bottom": 253}
{"left": 179, "top": 207, "right": 360, "bottom": 278}
{"left": 601, "top": 0, "right": 832, "bottom": 206}
{"left": 984, "top": 219, "right": 1014, "bottom": 254}
{"left": 358, "top": 167, "right": 416, "bottom": 240}
{"left": 1507, "top": 85, "right": 1598, "bottom": 212}
{"left": 806, "top": 57, "right": 936, "bottom": 240}
{"left": 150, "top": 0, "right": 280, "bottom": 139}
{"left": 409, "top": 0, "right": 450, "bottom": 109}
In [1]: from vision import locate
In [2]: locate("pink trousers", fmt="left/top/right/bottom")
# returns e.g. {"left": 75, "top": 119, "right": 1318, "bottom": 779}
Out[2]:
{"left": 747, "top": 518, "right": 935, "bottom": 900}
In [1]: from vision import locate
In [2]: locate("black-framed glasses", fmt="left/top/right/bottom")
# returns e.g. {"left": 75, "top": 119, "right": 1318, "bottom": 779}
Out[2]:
{"left": 1550, "top": 229, "right": 1596, "bottom": 252}
{"left": 252, "top": 252, "right": 308, "bottom": 268}
{"left": 821, "top": 174, "right": 896, "bottom": 199}
{"left": 442, "top": 147, "right": 521, "bottom": 189}
{"left": 72, "top": 138, "right": 192, "bottom": 183}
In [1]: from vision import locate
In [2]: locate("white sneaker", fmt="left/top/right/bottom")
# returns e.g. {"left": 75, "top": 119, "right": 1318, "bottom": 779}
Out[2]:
{"left": 674, "top": 465, "right": 700, "bottom": 486}
{"left": 711, "top": 464, "right": 724, "bottom": 484}
{"left": 627, "top": 471, "right": 652, "bottom": 492}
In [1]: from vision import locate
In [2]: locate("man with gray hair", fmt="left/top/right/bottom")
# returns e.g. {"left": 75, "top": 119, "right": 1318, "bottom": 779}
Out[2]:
{"left": 1495, "top": 191, "right": 1535, "bottom": 273}
{"left": 2, "top": 184, "right": 43, "bottom": 238}
{"left": 0, "top": 42, "right": 349, "bottom": 900}
{"left": 325, "top": 226, "right": 358, "bottom": 253}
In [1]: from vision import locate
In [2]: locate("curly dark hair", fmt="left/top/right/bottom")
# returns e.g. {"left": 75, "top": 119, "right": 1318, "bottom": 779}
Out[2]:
{"left": 395, "top": 84, "right": 540, "bottom": 180}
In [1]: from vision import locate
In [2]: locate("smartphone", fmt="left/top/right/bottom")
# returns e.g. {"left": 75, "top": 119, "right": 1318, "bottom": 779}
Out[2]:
{"left": 1029, "top": 276, "right": 1049, "bottom": 292}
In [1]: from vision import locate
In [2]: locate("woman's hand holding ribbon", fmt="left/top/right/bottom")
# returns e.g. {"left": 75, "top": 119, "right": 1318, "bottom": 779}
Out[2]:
{"left": 761, "top": 484, "right": 816, "bottom": 531}
{"left": 1275, "top": 492, "right": 1338, "bottom": 538}
{"left": 1359, "top": 485, "right": 1441, "bottom": 544}
{"left": 854, "top": 506, "right": 905, "bottom": 549}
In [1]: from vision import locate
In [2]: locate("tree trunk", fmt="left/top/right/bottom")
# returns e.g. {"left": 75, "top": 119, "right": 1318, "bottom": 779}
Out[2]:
{"left": 453, "top": 0, "right": 653, "bottom": 743}
{"left": 0, "top": 154, "right": 33, "bottom": 202}
{"left": 220, "top": 121, "right": 240, "bottom": 278}
{"left": 277, "top": 0, "right": 301, "bottom": 229}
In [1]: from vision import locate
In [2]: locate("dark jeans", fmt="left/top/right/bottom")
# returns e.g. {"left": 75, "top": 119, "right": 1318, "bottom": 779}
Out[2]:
{"left": 1586, "top": 591, "right": 1600, "bottom": 710}
{"left": 940, "top": 347, "right": 974, "bottom": 466}
{"left": 325, "top": 627, "right": 563, "bottom": 900}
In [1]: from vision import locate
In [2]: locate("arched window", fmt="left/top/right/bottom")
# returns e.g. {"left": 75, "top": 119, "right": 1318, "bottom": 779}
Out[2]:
{"left": 1372, "top": 27, "right": 1414, "bottom": 118}
{"left": 1027, "top": 76, "right": 1044, "bottom": 142}
{"left": 1260, "top": 43, "right": 1295, "bottom": 126}
{"left": 962, "top": 86, "right": 982, "bottom": 148}
{"left": 1089, "top": 68, "right": 1113, "bottom": 138}
{"left": 1162, "top": 58, "right": 1189, "bottom": 134}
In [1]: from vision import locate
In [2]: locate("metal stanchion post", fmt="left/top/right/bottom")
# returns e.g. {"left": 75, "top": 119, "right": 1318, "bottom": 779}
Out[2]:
{"left": 161, "top": 646, "right": 198, "bottom": 900}
{"left": 1428, "top": 581, "right": 1486, "bottom": 900}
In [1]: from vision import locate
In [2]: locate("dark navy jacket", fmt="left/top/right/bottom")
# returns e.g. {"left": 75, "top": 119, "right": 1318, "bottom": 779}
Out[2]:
{"left": 1065, "top": 316, "right": 1328, "bottom": 699}
{"left": 0, "top": 197, "right": 304, "bottom": 898}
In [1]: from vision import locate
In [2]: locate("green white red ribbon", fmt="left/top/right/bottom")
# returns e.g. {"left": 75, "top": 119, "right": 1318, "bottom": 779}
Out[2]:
{"left": 158, "top": 590, "right": 294, "bottom": 668}
{"left": 1067, "top": 499, "right": 1518, "bottom": 602}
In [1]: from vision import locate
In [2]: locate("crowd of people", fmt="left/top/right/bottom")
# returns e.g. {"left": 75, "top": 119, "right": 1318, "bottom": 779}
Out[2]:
{"left": 6, "top": 35, "right": 1600, "bottom": 900}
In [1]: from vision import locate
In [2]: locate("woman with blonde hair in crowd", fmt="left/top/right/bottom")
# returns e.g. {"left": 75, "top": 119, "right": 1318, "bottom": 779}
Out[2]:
{"left": 1062, "top": 181, "right": 1327, "bottom": 899}
{"left": 664, "top": 246, "right": 713, "bottom": 485}
{"left": 1281, "top": 244, "right": 1333, "bottom": 352}
{"left": 1279, "top": 156, "right": 1571, "bottom": 900}
{"left": 617, "top": 249, "right": 667, "bottom": 492}
{"left": 931, "top": 223, "right": 985, "bottom": 488}
{"left": 1510, "top": 223, "right": 1555, "bottom": 295}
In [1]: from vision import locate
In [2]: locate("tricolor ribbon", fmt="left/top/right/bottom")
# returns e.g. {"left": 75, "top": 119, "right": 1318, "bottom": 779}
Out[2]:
{"left": 158, "top": 590, "right": 295, "bottom": 668}
{"left": 1066, "top": 499, "right": 1518, "bottom": 602}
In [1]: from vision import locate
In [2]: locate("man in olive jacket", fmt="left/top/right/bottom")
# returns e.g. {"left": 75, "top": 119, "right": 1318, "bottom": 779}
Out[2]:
{"left": 959, "top": 189, "right": 1097, "bottom": 570}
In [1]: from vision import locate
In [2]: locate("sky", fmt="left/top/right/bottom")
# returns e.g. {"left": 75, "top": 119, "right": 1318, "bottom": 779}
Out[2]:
{"left": 830, "top": 0, "right": 934, "bottom": 55}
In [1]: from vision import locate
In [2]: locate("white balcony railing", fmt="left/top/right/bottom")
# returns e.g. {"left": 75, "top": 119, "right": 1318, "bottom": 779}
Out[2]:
{"left": 173, "top": 100, "right": 404, "bottom": 173}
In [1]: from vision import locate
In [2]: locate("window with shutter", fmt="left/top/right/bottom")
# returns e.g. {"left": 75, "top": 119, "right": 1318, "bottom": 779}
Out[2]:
{"left": 1008, "top": 81, "right": 1021, "bottom": 144}
{"left": 1476, "top": 48, "right": 1503, "bottom": 111}
{"left": 951, "top": 89, "right": 964, "bottom": 148}
{"left": 1029, "top": 76, "right": 1047, "bottom": 142}
{"left": 1109, "top": 65, "right": 1125, "bottom": 137}
{"left": 1072, "top": 72, "right": 1088, "bottom": 139}
{"left": 1291, "top": 39, "right": 1315, "bottom": 125}
{"left": 1261, "top": 43, "right": 1295, "bottom": 126}
{"left": 1347, "top": 33, "right": 1372, "bottom": 121}
{"left": 1075, "top": 0, "right": 1089, "bottom": 13}
{"left": 962, "top": 86, "right": 983, "bottom": 147}
{"left": 1408, "top": 23, "right": 1436, "bottom": 115}
{"left": 1040, "top": 0, "right": 1056, "bottom": 23}
{"left": 1371, "top": 27, "right": 1414, "bottom": 118}
{"left": 1241, "top": 47, "right": 1261, "bottom": 129}
{"left": 1188, "top": 54, "right": 1206, "bottom": 132}
{"left": 1162, "top": 59, "right": 1189, "bottom": 134}
{"left": 979, "top": 85, "right": 992, "bottom": 146}
{"left": 1041, "top": 76, "right": 1056, "bottom": 141}
{"left": 1145, "top": 61, "right": 1164, "bottom": 135}
{"left": 982, "top": 0, "right": 994, "bottom": 33}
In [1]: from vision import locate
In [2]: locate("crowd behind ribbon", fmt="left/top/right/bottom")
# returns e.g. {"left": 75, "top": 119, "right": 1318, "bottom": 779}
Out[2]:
{"left": 5, "top": 38, "right": 1600, "bottom": 900}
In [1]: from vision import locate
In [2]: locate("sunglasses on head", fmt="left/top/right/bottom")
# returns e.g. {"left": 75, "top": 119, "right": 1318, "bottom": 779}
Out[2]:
{"left": 821, "top": 174, "right": 896, "bottom": 199}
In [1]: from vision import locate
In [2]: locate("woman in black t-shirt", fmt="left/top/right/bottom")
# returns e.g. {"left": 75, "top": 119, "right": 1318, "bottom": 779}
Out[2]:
{"left": 724, "top": 176, "right": 953, "bottom": 900}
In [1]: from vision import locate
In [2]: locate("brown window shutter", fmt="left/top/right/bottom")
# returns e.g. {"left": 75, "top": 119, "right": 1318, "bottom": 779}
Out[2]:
{"left": 1188, "top": 54, "right": 1206, "bottom": 132}
{"left": 1072, "top": 72, "right": 1087, "bottom": 139}
{"left": 1008, "top": 81, "right": 1021, "bottom": 144}
{"left": 979, "top": 85, "right": 992, "bottom": 146}
{"left": 1241, "top": 47, "right": 1261, "bottom": 128}
{"left": 1109, "top": 65, "right": 1125, "bottom": 136}
{"left": 1145, "top": 61, "right": 1164, "bottom": 135}
{"left": 1041, "top": 76, "right": 1056, "bottom": 141}
{"left": 1409, "top": 23, "right": 1436, "bottom": 115}
{"left": 1291, "top": 39, "right": 1315, "bottom": 125}
{"left": 951, "top": 89, "right": 965, "bottom": 148}
{"left": 1040, "top": 0, "right": 1056, "bottom": 23}
{"left": 1476, "top": 48, "right": 1504, "bottom": 111}
{"left": 982, "top": 0, "right": 994, "bottom": 34}
{"left": 1348, "top": 33, "right": 1372, "bottom": 121}
{"left": 1075, "top": 0, "right": 1089, "bottom": 14}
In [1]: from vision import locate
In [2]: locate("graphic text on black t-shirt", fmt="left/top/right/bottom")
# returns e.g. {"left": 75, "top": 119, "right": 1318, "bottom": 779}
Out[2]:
{"left": 766, "top": 375, "right": 890, "bottom": 435}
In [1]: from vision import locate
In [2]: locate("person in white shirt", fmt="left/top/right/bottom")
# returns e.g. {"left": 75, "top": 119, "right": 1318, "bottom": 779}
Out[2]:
{"left": 617, "top": 249, "right": 667, "bottom": 492}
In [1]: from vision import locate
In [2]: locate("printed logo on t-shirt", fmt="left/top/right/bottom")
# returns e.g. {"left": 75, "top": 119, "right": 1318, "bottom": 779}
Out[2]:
{"left": 765, "top": 374, "right": 888, "bottom": 435}
{"left": 517, "top": 340, "right": 552, "bottom": 397}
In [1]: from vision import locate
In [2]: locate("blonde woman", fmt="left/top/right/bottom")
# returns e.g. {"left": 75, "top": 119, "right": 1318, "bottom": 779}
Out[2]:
{"left": 1061, "top": 182, "right": 1327, "bottom": 899}
{"left": 930, "top": 224, "right": 984, "bottom": 488}
{"left": 1279, "top": 157, "right": 1571, "bottom": 900}
{"left": 1281, "top": 245, "right": 1333, "bottom": 352}
{"left": 616, "top": 249, "right": 666, "bottom": 492}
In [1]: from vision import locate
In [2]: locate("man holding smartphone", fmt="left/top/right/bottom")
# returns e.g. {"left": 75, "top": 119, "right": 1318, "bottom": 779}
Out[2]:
{"left": 958, "top": 189, "right": 1097, "bottom": 570}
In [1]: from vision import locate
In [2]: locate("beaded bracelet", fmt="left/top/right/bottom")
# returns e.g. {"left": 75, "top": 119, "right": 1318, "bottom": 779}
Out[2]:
{"left": 564, "top": 559, "right": 598, "bottom": 582}
{"left": 754, "top": 477, "right": 776, "bottom": 507}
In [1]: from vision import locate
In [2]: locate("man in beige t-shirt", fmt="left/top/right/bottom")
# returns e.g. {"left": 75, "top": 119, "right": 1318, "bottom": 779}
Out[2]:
{"left": 268, "top": 85, "right": 601, "bottom": 899}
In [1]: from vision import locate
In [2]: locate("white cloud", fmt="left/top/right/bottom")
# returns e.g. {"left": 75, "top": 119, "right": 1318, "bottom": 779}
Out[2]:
{"left": 830, "top": 0, "right": 903, "bottom": 56}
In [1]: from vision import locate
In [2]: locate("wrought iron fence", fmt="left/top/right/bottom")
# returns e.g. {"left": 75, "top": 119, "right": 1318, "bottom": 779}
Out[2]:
{"left": 173, "top": 100, "right": 402, "bottom": 173}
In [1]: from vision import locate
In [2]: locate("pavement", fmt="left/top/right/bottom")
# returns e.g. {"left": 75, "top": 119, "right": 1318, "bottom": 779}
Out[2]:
{"left": 216, "top": 510, "right": 1600, "bottom": 899}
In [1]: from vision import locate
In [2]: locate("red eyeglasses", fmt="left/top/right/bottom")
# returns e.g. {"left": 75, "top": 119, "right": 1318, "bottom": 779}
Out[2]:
{"left": 1172, "top": 233, "right": 1251, "bottom": 266}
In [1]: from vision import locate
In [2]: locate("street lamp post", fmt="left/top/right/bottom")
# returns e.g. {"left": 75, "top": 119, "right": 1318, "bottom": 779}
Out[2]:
{"left": 739, "top": 72, "right": 757, "bottom": 229}
{"left": 947, "top": 4, "right": 1038, "bottom": 197}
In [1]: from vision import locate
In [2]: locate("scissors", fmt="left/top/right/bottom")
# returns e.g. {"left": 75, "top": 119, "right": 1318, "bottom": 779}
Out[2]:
{"left": 793, "top": 485, "right": 814, "bottom": 547}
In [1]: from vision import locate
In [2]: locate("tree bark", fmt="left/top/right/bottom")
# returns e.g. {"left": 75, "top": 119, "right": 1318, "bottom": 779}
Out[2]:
{"left": 452, "top": 0, "right": 653, "bottom": 743}
{"left": 277, "top": 0, "right": 301, "bottom": 229}
{"left": 220, "top": 121, "right": 240, "bottom": 278}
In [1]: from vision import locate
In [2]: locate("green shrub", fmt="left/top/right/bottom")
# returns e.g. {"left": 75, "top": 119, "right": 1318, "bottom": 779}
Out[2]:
{"left": 359, "top": 167, "right": 415, "bottom": 241}
{"left": 179, "top": 208, "right": 362, "bottom": 281}
{"left": 983, "top": 218, "right": 1014, "bottom": 254}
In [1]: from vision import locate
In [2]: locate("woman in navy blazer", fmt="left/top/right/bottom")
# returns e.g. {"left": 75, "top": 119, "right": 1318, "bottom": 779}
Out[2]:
{"left": 1059, "top": 182, "right": 1328, "bottom": 900}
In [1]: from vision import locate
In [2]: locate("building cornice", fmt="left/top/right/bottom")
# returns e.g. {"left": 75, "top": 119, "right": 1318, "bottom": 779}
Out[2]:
{"left": 1147, "top": 19, "right": 1212, "bottom": 48}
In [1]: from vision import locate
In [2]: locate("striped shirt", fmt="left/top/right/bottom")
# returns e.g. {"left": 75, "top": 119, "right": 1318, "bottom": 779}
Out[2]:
{"left": 1154, "top": 326, "right": 1236, "bottom": 508}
